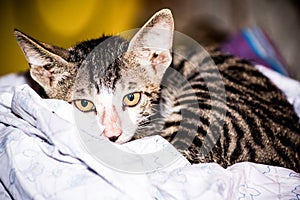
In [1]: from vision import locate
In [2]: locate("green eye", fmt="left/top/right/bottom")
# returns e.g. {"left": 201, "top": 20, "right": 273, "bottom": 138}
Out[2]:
{"left": 74, "top": 99, "right": 95, "bottom": 112}
{"left": 123, "top": 92, "right": 141, "bottom": 107}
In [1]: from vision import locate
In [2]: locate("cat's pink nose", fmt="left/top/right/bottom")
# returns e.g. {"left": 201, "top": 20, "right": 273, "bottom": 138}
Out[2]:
{"left": 101, "top": 107, "right": 122, "bottom": 142}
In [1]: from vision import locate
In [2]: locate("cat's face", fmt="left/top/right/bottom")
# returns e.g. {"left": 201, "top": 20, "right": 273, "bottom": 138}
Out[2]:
{"left": 15, "top": 9, "right": 174, "bottom": 143}
{"left": 74, "top": 54, "right": 163, "bottom": 143}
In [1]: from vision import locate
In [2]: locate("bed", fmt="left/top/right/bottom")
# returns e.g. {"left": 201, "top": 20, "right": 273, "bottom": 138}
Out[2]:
{"left": 0, "top": 64, "right": 299, "bottom": 200}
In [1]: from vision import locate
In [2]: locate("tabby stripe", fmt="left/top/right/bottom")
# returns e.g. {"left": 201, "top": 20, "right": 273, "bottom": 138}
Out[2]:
{"left": 225, "top": 109, "right": 250, "bottom": 163}
{"left": 168, "top": 125, "right": 194, "bottom": 141}
{"left": 199, "top": 72, "right": 226, "bottom": 82}
{"left": 177, "top": 99, "right": 208, "bottom": 107}
{"left": 229, "top": 143, "right": 242, "bottom": 163}
{"left": 195, "top": 123, "right": 208, "bottom": 137}
{"left": 277, "top": 134, "right": 298, "bottom": 153}
{"left": 199, "top": 67, "right": 223, "bottom": 75}
{"left": 182, "top": 81, "right": 208, "bottom": 92}
{"left": 245, "top": 142, "right": 256, "bottom": 161}
{"left": 176, "top": 126, "right": 205, "bottom": 148}
{"left": 164, "top": 113, "right": 210, "bottom": 135}
{"left": 175, "top": 96, "right": 210, "bottom": 107}
{"left": 183, "top": 103, "right": 227, "bottom": 129}
{"left": 169, "top": 108, "right": 211, "bottom": 130}
{"left": 172, "top": 137, "right": 191, "bottom": 150}
{"left": 178, "top": 88, "right": 226, "bottom": 102}
{"left": 198, "top": 56, "right": 213, "bottom": 67}
{"left": 192, "top": 136, "right": 203, "bottom": 149}
{"left": 181, "top": 107, "right": 211, "bottom": 125}
{"left": 177, "top": 91, "right": 208, "bottom": 100}
{"left": 205, "top": 120, "right": 224, "bottom": 147}
{"left": 222, "top": 122, "right": 231, "bottom": 159}
{"left": 211, "top": 54, "right": 234, "bottom": 65}
{"left": 271, "top": 142, "right": 292, "bottom": 167}
{"left": 173, "top": 59, "right": 187, "bottom": 73}
{"left": 164, "top": 120, "right": 181, "bottom": 128}
{"left": 187, "top": 72, "right": 201, "bottom": 82}
{"left": 194, "top": 86, "right": 227, "bottom": 99}
{"left": 191, "top": 77, "right": 225, "bottom": 88}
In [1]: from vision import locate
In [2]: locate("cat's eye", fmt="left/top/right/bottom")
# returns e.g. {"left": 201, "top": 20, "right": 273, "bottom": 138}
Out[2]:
{"left": 73, "top": 99, "right": 95, "bottom": 112}
{"left": 123, "top": 92, "right": 141, "bottom": 107}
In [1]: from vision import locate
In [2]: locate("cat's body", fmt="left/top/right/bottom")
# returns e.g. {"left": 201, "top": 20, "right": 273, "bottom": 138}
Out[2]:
{"left": 167, "top": 47, "right": 300, "bottom": 170}
{"left": 15, "top": 9, "right": 300, "bottom": 172}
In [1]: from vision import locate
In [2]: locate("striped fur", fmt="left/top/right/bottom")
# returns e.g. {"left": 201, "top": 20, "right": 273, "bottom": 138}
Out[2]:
{"left": 153, "top": 46, "right": 300, "bottom": 172}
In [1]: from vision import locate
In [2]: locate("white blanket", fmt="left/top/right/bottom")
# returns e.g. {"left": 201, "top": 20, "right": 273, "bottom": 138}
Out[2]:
{"left": 0, "top": 66, "right": 299, "bottom": 200}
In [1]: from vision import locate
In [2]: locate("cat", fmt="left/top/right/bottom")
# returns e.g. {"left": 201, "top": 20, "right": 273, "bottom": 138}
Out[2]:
{"left": 14, "top": 9, "right": 300, "bottom": 172}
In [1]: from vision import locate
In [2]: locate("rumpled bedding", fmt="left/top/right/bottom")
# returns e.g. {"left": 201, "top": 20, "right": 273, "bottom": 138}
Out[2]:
{"left": 0, "top": 65, "right": 299, "bottom": 200}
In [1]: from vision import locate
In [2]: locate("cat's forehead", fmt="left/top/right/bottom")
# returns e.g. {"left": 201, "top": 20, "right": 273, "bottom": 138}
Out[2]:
{"left": 69, "top": 36, "right": 128, "bottom": 63}
{"left": 72, "top": 36, "right": 157, "bottom": 97}
{"left": 74, "top": 64, "right": 145, "bottom": 98}
{"left": 73, "top": 36, "right": 128, "bottom": 91}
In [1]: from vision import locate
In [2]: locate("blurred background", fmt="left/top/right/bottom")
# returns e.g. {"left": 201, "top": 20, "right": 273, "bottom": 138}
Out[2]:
{"left": 1, "top": 0, "right": 300, "bottom": 80}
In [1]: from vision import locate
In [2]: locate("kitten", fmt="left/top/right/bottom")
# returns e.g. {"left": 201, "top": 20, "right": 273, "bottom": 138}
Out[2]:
{"left": 15, "top": 9, "right": 300, "bottom": 172}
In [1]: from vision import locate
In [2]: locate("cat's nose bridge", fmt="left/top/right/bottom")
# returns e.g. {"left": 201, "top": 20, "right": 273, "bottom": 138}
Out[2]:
{"left": 102, "top": 106, "right": 122, "bottom": 140}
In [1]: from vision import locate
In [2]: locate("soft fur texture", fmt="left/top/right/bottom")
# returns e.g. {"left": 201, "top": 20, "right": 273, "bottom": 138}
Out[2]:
{"left": 15, "top": 9, "right": 300, "bottom": 172}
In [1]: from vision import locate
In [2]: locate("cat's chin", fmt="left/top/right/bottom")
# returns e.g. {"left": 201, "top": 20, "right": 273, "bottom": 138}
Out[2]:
{"left": 114, "top": 135, "right": 134, "bottom": 144}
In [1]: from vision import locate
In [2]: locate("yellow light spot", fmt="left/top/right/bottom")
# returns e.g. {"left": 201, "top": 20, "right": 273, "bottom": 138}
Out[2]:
{"left": 36, "top": 0, "right": 97, "bottom": 36}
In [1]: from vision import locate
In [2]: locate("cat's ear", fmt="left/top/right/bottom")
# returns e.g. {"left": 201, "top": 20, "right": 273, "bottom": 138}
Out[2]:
{"left": 14, "top": 29, "right": 77, "bottom": 101}
{"left": 127, "top": 9, "right": 174, "bottom": 82}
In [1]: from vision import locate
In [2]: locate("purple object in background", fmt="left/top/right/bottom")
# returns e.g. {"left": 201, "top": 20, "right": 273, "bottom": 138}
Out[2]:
{"left": 221, "top": 27, "right": 289, "bottom": 76}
